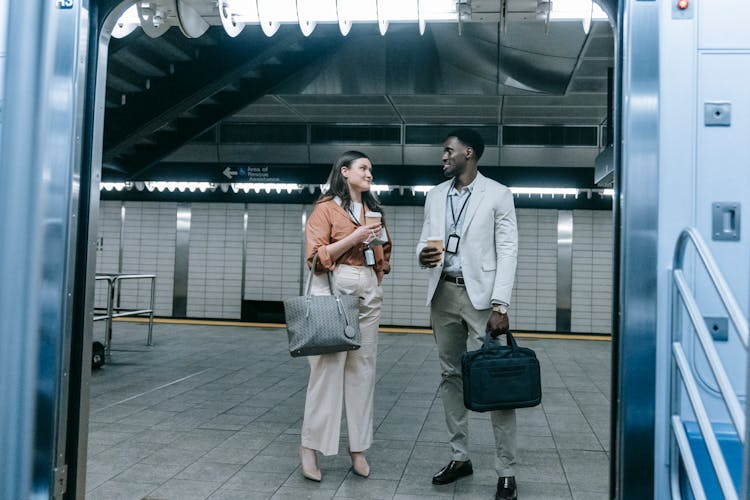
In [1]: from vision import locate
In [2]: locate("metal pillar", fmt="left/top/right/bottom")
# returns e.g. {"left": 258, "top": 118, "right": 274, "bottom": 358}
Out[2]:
{"left": 613, "top": 0, "right": 660, "bottom": 498}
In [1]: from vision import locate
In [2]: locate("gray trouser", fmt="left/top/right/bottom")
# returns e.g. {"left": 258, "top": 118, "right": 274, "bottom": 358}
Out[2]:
{"left": 430, "top": 279, "right": 517, "bottom": 477}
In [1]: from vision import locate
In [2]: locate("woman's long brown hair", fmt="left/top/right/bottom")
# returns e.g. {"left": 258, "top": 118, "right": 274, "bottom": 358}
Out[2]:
{"left": 319, "top": 150, "right": 384, "bottom": 220}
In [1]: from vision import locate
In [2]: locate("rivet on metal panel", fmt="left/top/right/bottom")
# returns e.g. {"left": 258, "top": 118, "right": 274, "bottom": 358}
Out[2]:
{"left": 704, "top": 102, "right": 731, "bottom": 127}
{"left": 704, "top": 316, "right": 729, "bottom": 342}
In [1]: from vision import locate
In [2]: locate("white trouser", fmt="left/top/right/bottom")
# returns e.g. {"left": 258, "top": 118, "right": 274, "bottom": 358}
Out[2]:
{"left": 301, "top": 264, "right": 383, "bottom": 456}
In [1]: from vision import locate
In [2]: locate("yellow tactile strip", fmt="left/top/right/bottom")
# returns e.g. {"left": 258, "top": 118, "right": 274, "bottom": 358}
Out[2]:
{"left": 114, "top": 317, "right": 611, "bottom": 341}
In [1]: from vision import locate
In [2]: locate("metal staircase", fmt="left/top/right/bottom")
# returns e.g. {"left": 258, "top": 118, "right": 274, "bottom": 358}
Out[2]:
{"left": 102, "top": 25, "right": 342, "bottom": 179}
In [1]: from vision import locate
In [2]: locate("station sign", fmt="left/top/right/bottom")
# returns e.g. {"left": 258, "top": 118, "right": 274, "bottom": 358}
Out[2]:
{"left": 211, "top": 164, "right": 443, "bottom": 185}
{"left": 217, "top": 165, "right": 325, "bottom": 183}
{"left": 221, "top": 166, "right": 281, "bottom": 182}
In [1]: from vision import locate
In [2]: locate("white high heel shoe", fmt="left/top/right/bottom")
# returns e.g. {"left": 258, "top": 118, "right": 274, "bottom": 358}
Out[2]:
{"left": 349, "top": 450, "right": 370, "bottom": 478}
{"left": 299, "top": 446, "right": 321, "bottom": 482}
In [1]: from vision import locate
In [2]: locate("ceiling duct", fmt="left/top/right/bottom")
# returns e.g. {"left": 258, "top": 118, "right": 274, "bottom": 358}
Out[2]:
{"left": 594, "top": 145, "right": 613, "bottom": 186}
{"left": 102, "top": 1, "right": 614, "bottom": 178}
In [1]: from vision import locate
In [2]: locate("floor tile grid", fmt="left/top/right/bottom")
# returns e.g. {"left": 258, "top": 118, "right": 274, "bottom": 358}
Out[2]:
{"left": 86, "top": 324, "right": 611, "bottom": 500}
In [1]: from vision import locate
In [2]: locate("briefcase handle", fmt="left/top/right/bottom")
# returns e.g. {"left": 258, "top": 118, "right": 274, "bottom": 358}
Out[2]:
{"left": 482, "top": 330, "right": 520, "bottom": 351}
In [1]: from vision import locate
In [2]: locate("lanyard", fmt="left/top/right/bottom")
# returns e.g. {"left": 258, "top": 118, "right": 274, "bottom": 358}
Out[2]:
{"left": 347, "top": 206, "right": 361, "bottom": 226}
{"left": 448, "top": 183, "right": 471, "bottom": 230}
{"left": 348, "top": 204, "right": 374, "bottom": 260}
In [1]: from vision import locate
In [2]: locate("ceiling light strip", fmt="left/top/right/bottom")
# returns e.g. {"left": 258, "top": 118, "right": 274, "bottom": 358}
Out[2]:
{"left": 99, "top": 182, "right": 614, "bottom": 199}
{"left": 114, "top": 0, "right": 608, "bottom": 39}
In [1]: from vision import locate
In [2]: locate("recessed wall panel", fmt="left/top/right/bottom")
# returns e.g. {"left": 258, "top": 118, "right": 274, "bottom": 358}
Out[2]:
{"left": 118, "top": 202, "right": 177, "bottom": 317}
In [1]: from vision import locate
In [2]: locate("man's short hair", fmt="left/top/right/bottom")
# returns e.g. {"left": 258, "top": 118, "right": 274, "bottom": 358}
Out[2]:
{"left": 446, "top": 128, "right": 485, "bottom": 160}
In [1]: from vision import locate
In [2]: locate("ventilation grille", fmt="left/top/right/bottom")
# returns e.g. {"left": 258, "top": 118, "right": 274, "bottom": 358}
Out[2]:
{"left": 220, "top": 123, "right": 307, "bottom": 144}
{"left": 310, "top": 125, "right": 400, "bottom": 144}
{"left": 209, "top": 123, "right": 599, "bottom": 147}
{"left": 503, "top": 126, "right": 598, "bottom": 146}
{"left": 405, "top": 125, "right": 499, "bottom": 145}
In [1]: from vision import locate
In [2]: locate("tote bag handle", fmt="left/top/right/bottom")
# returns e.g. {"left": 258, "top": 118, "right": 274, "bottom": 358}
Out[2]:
{"left": 304, "top": 253, "right": 337, "bottom": 297}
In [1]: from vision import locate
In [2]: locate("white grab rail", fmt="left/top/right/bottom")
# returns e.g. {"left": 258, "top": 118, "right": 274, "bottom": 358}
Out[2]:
{"left": 669, "top": 227, "right": 748, "bottom": 500}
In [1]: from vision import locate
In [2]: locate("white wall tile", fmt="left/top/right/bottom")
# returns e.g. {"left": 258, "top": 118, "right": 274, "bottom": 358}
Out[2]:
{"left": 571, "top": 210, "right": 614, "bottom": 334}
{"left": 96, "top": 201, "right": 614, "bottom": 333}
{"left": 108, "top": 202, "right": 177, "bottom": 316}
{"left": 188, "top": 203, "right": 244, "bottom": 319}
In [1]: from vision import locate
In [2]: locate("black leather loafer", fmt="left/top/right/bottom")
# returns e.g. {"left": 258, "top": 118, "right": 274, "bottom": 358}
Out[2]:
{"left": 432, "top": 460, "right": 473, "bottom": 485}
{"left": 495, "top": 476, "right": 517, "bottom": 500}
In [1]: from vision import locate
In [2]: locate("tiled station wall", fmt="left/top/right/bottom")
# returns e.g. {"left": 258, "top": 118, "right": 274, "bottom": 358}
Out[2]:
{"left": 571, "top": 211, "right": 614, "bottom": 333}
{"left": 96, "top": 201, "right": 614, "bottom": 334}
{"left": 512, "top": 210, "right": 559, "bottom": 332}
{"left": 187, "top": 204, "right": 245, "bottom": 319}
{"left": 95, "top": 203, "right": 177, "bottom": 316}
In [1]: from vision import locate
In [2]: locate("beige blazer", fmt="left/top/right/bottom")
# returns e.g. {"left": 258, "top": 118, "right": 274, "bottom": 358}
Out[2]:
{"left": 416, "top": 172, "right": 518, "bottom": 309}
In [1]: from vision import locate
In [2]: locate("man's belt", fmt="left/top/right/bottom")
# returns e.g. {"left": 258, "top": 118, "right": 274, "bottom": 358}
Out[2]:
{"left": 441, "top": 274, "right": 465, "bottom": 286}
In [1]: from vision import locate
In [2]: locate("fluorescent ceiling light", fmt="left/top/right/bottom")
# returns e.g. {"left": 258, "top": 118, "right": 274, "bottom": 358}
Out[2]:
{"left": 99, "top": 182, "right": 607, "bottom": 200}
{"left": 112, "top": 5, "right": 139, "bottom": 38}
{"left": 117, "top": 0, "right": 608, "bottom": 39}
{"left": 232, "top": 182, "right": 302, "bottom": 193}
{"left": 411, "top": 185, "right": 435, "bottom": 195}
{"left": 145, "top": 181, "right": 214, "bottom": 192}
{"left": 220, "top": 0, "right": 457, "bottom": 28}
{"left": 100, "top": 182, "right": 130, "bottom": 191}
{"left": 510, "top": 187, "right": 580, "bottom": 197}
{"left": 549, "top": 0, "right": 609, "bottom": 20}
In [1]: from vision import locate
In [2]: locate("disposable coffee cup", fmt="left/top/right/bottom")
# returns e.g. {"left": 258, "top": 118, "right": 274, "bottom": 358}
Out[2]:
{"left": 364, "top": 211, "right": 382, "bottom": 226}
{"left": 365, "top": 212, "right": 388, "bottom": 245}
{"left": 426, "top": 237, "right": 444, "bottom": 252}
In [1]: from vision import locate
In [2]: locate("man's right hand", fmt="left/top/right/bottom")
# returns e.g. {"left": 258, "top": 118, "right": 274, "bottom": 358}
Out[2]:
{"left": 419, "top": 246, "right": 443, "bottom": 268}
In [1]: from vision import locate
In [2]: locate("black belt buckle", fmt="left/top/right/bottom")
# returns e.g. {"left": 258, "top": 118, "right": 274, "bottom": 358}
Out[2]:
{"left": 442, "top": 274, "right": 465, "bottom": 286}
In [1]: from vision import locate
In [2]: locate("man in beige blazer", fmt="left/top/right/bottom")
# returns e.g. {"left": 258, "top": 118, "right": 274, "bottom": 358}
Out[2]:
{"left": 416, "top": 128, "right": 519, "bottom": 500}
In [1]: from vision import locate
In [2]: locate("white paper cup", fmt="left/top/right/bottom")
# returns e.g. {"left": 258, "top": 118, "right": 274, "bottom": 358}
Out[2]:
{"left": 426, "top": 237, "right": 443, "bottom": 252}
{"left": 364, "top": 211, "right": 382, "bottom": 226}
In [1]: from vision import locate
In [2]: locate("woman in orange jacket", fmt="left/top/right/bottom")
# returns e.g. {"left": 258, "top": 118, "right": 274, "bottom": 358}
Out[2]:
{"left": 299, "top": 151, "right": 392, "bottom": 481}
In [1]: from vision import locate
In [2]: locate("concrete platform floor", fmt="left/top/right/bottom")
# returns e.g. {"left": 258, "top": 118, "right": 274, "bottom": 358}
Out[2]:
{"left": 85, "top": 322, "right": 611, "bottom": 500}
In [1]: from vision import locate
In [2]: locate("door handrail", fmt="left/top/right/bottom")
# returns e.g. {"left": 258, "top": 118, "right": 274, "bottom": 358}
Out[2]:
{"left": 672, "top": 271, "right": 746, "bottom": 441}
{"left": 673, "top": 227, "right": 748, "bottom": 348}
{"left": 669, "top": 227, "right": 748, "bottom": 500}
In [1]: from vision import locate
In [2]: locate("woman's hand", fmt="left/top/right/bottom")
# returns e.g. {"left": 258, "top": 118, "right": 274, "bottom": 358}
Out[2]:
{"left": 319, "top": 223, "right": 383, "bottom": 265}
{"left": 351, "top": 223, "right": 382, "bottom": 246}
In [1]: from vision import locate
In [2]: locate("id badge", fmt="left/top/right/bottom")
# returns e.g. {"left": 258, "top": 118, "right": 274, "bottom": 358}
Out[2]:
{"left": 363, "top": 247, "right": 376, "bottom": 266}
{"left": 446, "top": 234, "right": 460, "bottom": 254}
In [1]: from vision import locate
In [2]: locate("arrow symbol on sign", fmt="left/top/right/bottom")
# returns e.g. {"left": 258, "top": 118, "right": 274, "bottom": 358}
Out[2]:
{"left": 222, "top": 167, "right": 238, "bottom": 179}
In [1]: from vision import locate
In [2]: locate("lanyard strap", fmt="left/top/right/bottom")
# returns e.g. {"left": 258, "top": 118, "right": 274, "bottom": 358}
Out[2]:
{"left": 448, "top": 184, "right": 472, "bottom": 230}
{"left": 347, "top": 206, "right": 361, "bottom": 226}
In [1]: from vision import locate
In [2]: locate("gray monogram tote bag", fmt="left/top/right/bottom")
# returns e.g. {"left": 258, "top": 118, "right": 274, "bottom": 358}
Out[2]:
{"left": 284, "top": 255, "right": 361, "bottom": 357}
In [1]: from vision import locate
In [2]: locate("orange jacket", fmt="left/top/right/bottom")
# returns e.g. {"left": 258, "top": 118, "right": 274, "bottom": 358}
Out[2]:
{"left": 305, "top": 198, "right": 392, "bottom": 276}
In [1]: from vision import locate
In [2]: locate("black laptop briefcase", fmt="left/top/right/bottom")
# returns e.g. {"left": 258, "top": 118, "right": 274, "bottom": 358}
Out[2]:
{"left": 462, "top": 331, "right": 542, "bottom": 412}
